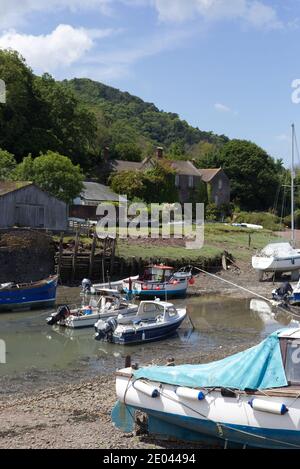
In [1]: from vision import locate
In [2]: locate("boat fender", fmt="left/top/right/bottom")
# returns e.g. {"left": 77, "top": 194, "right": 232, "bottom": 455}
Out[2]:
{"left": 248, "top": 398, "right": 289, "bottom": 415}
{"left": 176, "top": 387, "right": 205, "bottom": 401}
{"left": 133, "top": 380, "right": 160, "bottom": 398}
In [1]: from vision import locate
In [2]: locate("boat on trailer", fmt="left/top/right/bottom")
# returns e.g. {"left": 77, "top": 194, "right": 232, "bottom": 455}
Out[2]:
{"left": 122, "top": 265, "right": 192, "bottom": 299}
{"left": 0, "top": 275, "right": 58, "bottom": 312}
{"left": 113, "top": 329, "right": 300, "bottom": 448}
{"left": 46, "top": 288, "right": 137, "bottom": 329}
{"left": 95, "top": 300, "right": 187, "bottom": 345}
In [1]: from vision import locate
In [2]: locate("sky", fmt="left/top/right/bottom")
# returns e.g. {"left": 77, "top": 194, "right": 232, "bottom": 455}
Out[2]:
{"left": 1, "top": 0, "right": 300, "bottom": 166}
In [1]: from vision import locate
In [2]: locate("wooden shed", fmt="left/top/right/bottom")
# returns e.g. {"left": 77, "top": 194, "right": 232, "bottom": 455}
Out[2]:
{"left": 0, "top": 182, "right": 68, "bottom": 231}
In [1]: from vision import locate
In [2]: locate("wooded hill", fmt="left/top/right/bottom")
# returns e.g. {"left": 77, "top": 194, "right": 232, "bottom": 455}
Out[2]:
{"left": 64, "top": 77, "right": 229, "bottom": 162}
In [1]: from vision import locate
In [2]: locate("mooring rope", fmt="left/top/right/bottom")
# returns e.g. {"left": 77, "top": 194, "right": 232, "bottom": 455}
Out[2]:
{"left": 191, "top": 266, "right": 300, "bottom": 319}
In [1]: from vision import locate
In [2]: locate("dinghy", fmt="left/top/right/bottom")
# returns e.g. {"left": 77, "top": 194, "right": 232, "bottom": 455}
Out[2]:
{"left": 46, "top": 288, "right": 137, "bottom": 328}
{"left": 0, "top": 275, "right": 58, "bottom": 312}
{"left": 113, "top": 329, "right": 300, "bottom": 448}
{"left": 95, "top": 300, "right": 186, "bottom": 344}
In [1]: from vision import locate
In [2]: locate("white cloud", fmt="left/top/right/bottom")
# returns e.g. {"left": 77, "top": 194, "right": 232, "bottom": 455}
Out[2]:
{"left": 76, "top": 28, "right": 193, "bottom": 80}
{"left": 151, "top": 0, "right": 283, "bottom": 30}
{"left": 0, "top": 0, "right": 283, "bottom": 30}
{"left": 214, "top": 102, "right": 238, "bottom": 115}
{"left": 0, "top": 0, "right": 113, "bottom": 28}
{"left": 0, "top": 24, "right": 114, "bottom": 72}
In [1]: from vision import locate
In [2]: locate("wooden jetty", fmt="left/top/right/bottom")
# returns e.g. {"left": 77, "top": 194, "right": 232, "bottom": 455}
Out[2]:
{"left": 55, "top": 232, "right": 117, "bottom": 283}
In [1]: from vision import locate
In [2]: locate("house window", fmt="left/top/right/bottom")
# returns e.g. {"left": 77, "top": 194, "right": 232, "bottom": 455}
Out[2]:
{"left": 218, "top": 179, "right": 223, "bottom": 190}
{"left": 188, "top": 176, "right": 194, "bottom": 188}
{"left": 175, "top": 175, "right": 180, "bottom": 188}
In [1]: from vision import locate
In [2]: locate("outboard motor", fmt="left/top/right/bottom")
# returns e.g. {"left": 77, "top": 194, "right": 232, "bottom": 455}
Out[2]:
{"left": 47, "top": 305, "right": 71, "bottom": 325}
{"left": 95, "top": 317, "right": 118, "bottom": 342}
{"left": 81, "top": 278, "right": 92, "bottom": 293}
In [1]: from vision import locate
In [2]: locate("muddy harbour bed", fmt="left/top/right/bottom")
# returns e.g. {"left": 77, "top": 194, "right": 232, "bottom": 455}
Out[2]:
{"left": 0, "top": 266, "right": 298, "bottom": 449}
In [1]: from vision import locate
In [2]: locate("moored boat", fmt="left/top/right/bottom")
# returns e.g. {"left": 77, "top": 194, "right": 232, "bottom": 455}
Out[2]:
{"left": 0, "top": 275, "right": 58, "bottom": 312}
{"left": 113, "top": 329, "right": 300, "bottom": 448}
{"left": 95, "top": 299, "right": 187, "bottom": 344}
{"left": 252, "top": 242, "right": 300, "bottom": 278}
{"left": 46, "top": 288, "right": 137, "bottom": 328}
{"left": 122, "top": 265, "right": 192, "bottom": 299}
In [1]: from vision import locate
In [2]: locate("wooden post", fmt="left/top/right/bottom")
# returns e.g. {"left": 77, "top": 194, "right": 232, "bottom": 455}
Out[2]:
{"left": 110, "top": 237, "right": 116, "bottom": 275}
{"left": 57, "top": 232, "right": 64, "bottom": 280}
{"left": 89, "top": 234, "right": 97, "bottom": 279}
{"left": 72, "top": 230, "right": 79, "bottom": 283}
{"left": 248, "top": 233, "right": 251, "bottom": 248}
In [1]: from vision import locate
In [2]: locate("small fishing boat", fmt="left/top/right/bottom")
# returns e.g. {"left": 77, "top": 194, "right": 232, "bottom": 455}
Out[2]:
{"left": 122, "top": 265, "right": 192, "bottom": 299}
{"left": 113, "top": 329, "right": 300, "bottom": 448}
{"left": 94, "top": 300, "right": 187, "bottom": 344}
{"left": 0, "top": 275, "right": 58, "bottom": 312}
{"left": 46, "top": 288, "right": 137, "bottom": 328}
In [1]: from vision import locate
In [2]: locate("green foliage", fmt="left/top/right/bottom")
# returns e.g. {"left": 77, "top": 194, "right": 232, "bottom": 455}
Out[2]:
{"left": 0, "top": 149, "right": 16, "bottom": 180}
{"left": 0, "top": 50, "right": 99, "bottom": 169}
{"left": 284, "top": 210, "right": 300, "bottom": 229}
{"left": 233, "top": 211, "right": 283, "bottom": 231}
{"left": 143, "top": 160, "right": 179, "bottom": 203}
{"left": 14, "top": 151, "right": 84, "bottom": 204}
{"left": 114, "top": 142, "right": 142, "bottom": 162}
{"left": 64, "top": 78, "right": 229, "bottom": 159}
{"left": 109, "top": 170, "right": 145, "bottom": 201}
{"left": 202, "top": 139, "right": 283, "bottom": 211}
{"left": 109, "top": 160, "right": 179, "bottom": 203}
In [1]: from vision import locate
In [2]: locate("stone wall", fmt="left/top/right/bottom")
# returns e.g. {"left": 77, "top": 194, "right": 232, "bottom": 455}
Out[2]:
{"left": 0, "top": 229, "right": 56, "bottom": 283}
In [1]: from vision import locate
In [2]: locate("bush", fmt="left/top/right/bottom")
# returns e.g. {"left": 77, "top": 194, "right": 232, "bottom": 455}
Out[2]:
{"left": 233, "top": 211, "right": 283, "bottom": 231}
{"left": 284, "top": 210, "right": 300, "bottom": 229}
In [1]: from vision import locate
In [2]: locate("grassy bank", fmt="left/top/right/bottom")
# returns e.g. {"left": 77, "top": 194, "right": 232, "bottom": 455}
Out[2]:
{"left": 116, "top": 224, "right": 283, "bottom": 264}
{"left": 54, "top": 224, "right": 284, "bottom": 269}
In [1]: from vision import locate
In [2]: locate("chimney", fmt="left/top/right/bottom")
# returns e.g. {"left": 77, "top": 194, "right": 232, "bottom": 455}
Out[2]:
{"left": 103, "top": 146, "right": 110, "bottom": 162}
{"left": 156, "top": 146, "right": 164, "bottom": 159}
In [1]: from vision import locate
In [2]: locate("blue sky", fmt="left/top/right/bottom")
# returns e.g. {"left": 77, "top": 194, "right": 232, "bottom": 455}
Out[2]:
{"left": 0, "top": 0, "right": 300, "bottom": 166}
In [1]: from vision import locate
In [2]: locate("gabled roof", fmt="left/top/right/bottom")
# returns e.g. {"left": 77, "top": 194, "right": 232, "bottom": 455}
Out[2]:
{"left": 197, "top": 168, "right": 222, "bottom": 182}
{"left": 169, "top": 160, "right": 201, "bottom": 177}
{"left": 81, "top": 181, "right": 126, "bottom": 202}
{"left": 0, "top": 181, "right": 32, "bottom": 197}
{"left": 111, "top": 160, "right": 143, "bottom": 172}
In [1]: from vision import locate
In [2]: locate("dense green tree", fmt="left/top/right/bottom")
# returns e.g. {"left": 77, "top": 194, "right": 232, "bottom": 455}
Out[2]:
{"left": 14, "top": 151, "right": 83, "bottom": 204}
{"left": 142, "top": 160, "right": 178, "bottom": 203}
{"left": 199, "top": 139, "right": 284, "bottom": 211}
{"left": 109, "top": 170, "right": 145, "bottom": 201}
{"left": 109, "top": 161, "right": 178, "bottom": 203}
{"left": 0, "top": 149, "right": 16, "bottom": 180}
{"left": 34, "top": 74, "right": 99, "bottom": 168}
{"left": 114, "top": 143, "right": 142, "bottom": 162}
{"left": 0, "top": 50, "right": 44, "bottom": 160}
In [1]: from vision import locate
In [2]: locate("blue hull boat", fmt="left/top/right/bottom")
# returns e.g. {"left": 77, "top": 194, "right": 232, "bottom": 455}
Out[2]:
{"left": 95, "top": 300, "right": 187, "bottom": 345}
{"left": 0, "top": 275, "right": 58, "bottom": 312}
{"left": 114, "top": 329, "right": 300, "bottom": 448}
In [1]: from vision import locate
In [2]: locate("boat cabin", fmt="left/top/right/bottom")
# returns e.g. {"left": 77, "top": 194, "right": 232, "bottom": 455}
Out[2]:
{"left": 141, "top": 265, "right": 174, "bottom": 282}
{"left": 118, "top": 300, "right": 179, "bottom": 324}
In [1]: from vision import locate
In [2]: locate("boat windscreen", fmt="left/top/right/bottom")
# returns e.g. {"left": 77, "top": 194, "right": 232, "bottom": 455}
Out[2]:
{"left": 284, "top": 340, "right": 300, "bottom": 385}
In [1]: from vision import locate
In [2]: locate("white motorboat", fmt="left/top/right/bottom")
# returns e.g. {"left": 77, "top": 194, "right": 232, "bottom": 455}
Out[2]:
{"left": 95, "top": 300, "right": 187, "bottom": 344}
{"left": 46, "top": 288, "right": 137, "bottom": 329}
{"left": 113, "top": 328, "right": 300, "bottom": 448}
